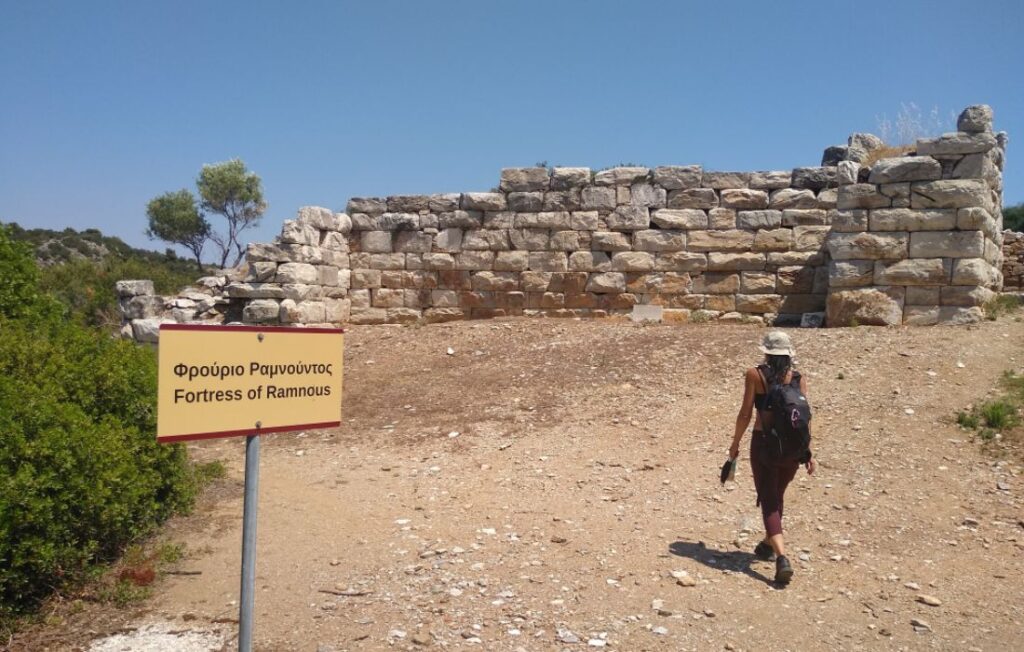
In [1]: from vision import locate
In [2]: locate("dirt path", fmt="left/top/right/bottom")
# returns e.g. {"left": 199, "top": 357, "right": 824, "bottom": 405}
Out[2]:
{"left": 16, "top": 318, "right": 1024, "bottom": 651}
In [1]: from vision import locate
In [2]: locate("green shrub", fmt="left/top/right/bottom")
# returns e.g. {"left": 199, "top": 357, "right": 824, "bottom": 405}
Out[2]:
{"left": 0, "top": 226, "right": 59, "bottom": 323}
{"left": 957, "top": 410, "right": 980, "bottom": 429}
{"left": 978, "top": 399, "right": 1018, "bottom": 430}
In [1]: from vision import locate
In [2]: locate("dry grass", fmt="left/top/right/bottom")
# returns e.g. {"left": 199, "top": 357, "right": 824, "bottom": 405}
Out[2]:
{"left": 860, "top": 143, "right": 915, "bottom": 168}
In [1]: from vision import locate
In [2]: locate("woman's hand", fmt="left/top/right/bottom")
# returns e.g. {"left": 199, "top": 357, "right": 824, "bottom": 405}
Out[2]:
{"left": 805, "top": 458, "right": 816, "bottom": 475}
{"left": 728, "top": 442, "right": 740, "bottom": 460}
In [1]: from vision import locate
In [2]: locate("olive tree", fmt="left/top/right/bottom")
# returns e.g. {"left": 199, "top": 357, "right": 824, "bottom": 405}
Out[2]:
{"left": 197, "top": 159, "right": 267, "bottom": 268}
{"left": 145, "top": 189, "right": 211, "bottom": 272}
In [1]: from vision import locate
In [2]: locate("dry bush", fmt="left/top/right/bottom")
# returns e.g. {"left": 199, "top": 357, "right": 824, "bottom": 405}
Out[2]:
{"left": 860, "top": 144, "right": 916, "bottom": 168}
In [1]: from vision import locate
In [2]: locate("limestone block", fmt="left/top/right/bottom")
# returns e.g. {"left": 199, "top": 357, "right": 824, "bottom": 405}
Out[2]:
{"left": 569, "top": 251, "right": 612, "bottom": 272}
{"left": 385, "top": 307, "right": 422, "bottom": 324}
{"left": 322, "top": 250, "right": 349, "bottom": 268}
{"left": 828, "top": 260, "right": 875, "bottom": 288}
{"left": 610, "top": 252, "right": 656, "bottom": 272}
{"left": 910, "top": 180, "right": 990, "bottom": 209}
{"left": 793, "top": 225, "right": 831, "bottom": 252}
{"left": 654, "top": 165, "right": 702, "bottom": 190}
{"left": 470, "top": 271, "right": 518, "bottom": 292}
{"left": 543, "top": 190, "right": 582, "bottom": 211}
{"left": 371, "top": 288, "right": 404, "bottom": 308}
{"left": 549, "top": 231, "right": 581, "bottom": 251}
{"left": 837, "top": 161, "right": 860, "bottom": 186}
{"left": 741, "top": 271, "right": 776, "bottom": 293}
{"left": 379, "top": 213, "right": 421, "bottom": 231}
{"left": 349, "top": 289, "right": 370, "bottom": 309}
{"left": 626, "top": 272, "right": 691, "bottom": 294}
{"left": 868, "top": 157, "right": 942, "bottom": 183}
{"left": 455, "top": 251, "right": 495, "bottom": 271}
{"left": 606, "top": 206, "right": 650, "bottom": 231}
{"left": 581, "top": 186, "right": 617, "bottom": 210}
{"left": 594, "top": 167, "right": 649, "bottom": 186}
{"left": 753, "top": 228, "right": 794, "bottom": 252}
{"left": 651, "top": 209, "right": 707, "bottom": 230}
{"left": 280, "top": 220, "right": 320, "bottom": 246}
{"left": 121, "top": 295, "right": 164, "bottom": 319}
{"left": 693, "top": 273, "right": 739, "bottom": 294}
{"left": 515, "top": 211, "right": 572, "bottom": 230}
{"left": 937, "top": 306, "right": 984, "bottom": 325}
{"left": 521, "top": 272, "right": 553, "bottom": 292}
{"left": 483, "top": 211, "right": 516, "bottom": 229}
{"left": 245, "top": 262, "right": 278, "bottom": 282}
{"left": 829, "top": 209, "right": 868, "bottom": 232}
{"left": 276, "top": 262, "right": 319, "bottom": 284}
{"left": 324, "top": 298, "right": 351, "bottom": 323}
{"left": 321, "top": 232, "right": 350, "bottom": 252}
{"left": 394, "top": 231, "right": 434, "bottom": 253}
{"left": 826, "top": 232, "right": 908, "bottom": 260}
{"left": 346, "top": 197, "right": 387, "bottom": 215}
{"left": 422, "top": 253, "right": 456, "bottom": 270}
{"left": 687, "top": 230, "right": 756, "bottom": 252}
{"left": 952, "top": 153, "right": 999, "bottom": 182}
{"left": 367, "top": 254, "right": 405, "bottom": 270}
{"left": 439, "top": 210, "right": 482, "bottom": 229}
{"left": 386, "top": 196, "right": 430, "bottom": 213}
{"left": 874, "top": 258, "right": 951, "bottom": 285}
{"left": 508, "top": 192, "right": 544, "bottom": 212}
{"left": 703, "top": 297, "right": 733, "bottom": 312}
{"left": 351, "top": 213, "right": 381, "bottom": 231}
{"left": 667, "top": 188, "right": 719, "bottom": 209}
{"left": 494, "top": 250, "right": 530, "bottom": 271}
{"left": 630, "top": 183, "right": 667, "bottom": 208}
{"left": 360, "top": 231, "right": 393, "bottom": 253}
{"left": 246, "top": 242, "right": 290, "bottom": 262}
{"left": 720, "top": 189, "right": 769, "bottom": 210}
{"left": 903, "top": 286, "right": 940, "bottom": 307}
{"left": 348, "top": 307, "right": 388, "bottom": 325}
{"left": 826, "top": 286, "right": 905, "bottom": 326}
{"left": 279, "top": 244, "right": 324, "bottom": 264}
{"left": 736, "top": 210, "right": 782, "bottom": 229}
{"left": 869, "top": 208, "right": 956, "bottom": 231}
{"left": 586, "top": 272, "right": 627, "bottom": 293}
{"left": 280, "top": 300, "right": 327, "bottom": 324}
{"left": 776, "top": 266, "right": 816, "bottom": 294}
{"left": 317, "top": 265, "right": 340, "bottom": 287}
{"left": 226, "top": 283, "right": 286, "bottom": 299}
{"left": 424, "top": 194, "right": 460, "bottom": 213}
{"left": 115, "top": 280, "right": 154, "bottom": 297}
{"left": 957, "top": 104, "right": 994, "bottom": 133}
{"left": 550, "top": 167, "right": 591, "bottom": 189}
{"left": 548, "top": 272, "right": 589, "bottom": 294}
{"left": 431, "top": 289, "right": 460, "bottom": 308}
{"left": 570, "top": 211, "right": 599, "bottom": 230}
{"left": 500, "top": 167, "right": 549, "bottom": 192}
{"left": 462, "top": 192, "right": 507, "bottom": 211}
{"left": 984, "top": 238, "right": 1001, "bottom": 265}
{"left": 633, "top": 229, "right": 686, "bottom": 251}
{"left": 908, "top": 231, "right": 984, "bottom": 258}
{"left": 351, "top": 269, "right": 382, "bottom": 289}
{"left": 242, "top": 299, "right": 280, "bottom": 324}
{"left": 916, "top": 132, "right": 997, "bottom": 156}
{"left": 749, "top": 170, "right": 792, "bottom": 190}
{"left": 951, "top": 258, "right": 1000, "bottom": 287}
{"left": 708, "top": 252, "right": 766, "bottom": 271}
{"left": 509, "top": 229, "right": 550, "bottom": 250}
{"left": 434, "top": 228, "right": 463, "bottom": 253}
{"left": 879, "top": 183, "right": 911, "bottom": 208}
{"left": 816, "top": 188, "right": 838, "bottom": 208}
{"left": 769, "top": 189, "right": 818, "bottom": 209}
{"left": 899, "top": 305, "right": 938, "bottom": 326}
{"left": 791, "top": 167, "right": 837, "bottom": 191}
{"left": 837, "top": 184, "right": 890, "bottom": 209}
{"left": 940, "top": 285, "right": 996, "bottom": 307}
{"left": 736, "top": 294, "right": 783, "bottom": 314}
{"left": 708, "top": 208, "right": 736, "bottom": 229}
{"left": 655, "top": 252, "right": 708, "bottom": 272}
{"left": 702, "top": 172, "right": 751, "bottom": 189}
{"left": 528, "top": 251, "right": 569, "bottom": 272}
{"left": 462, "top": 229, "right": 509, "bottom": 251}
{"left": 423, "top": 307, "right": 465, "bottom": 323}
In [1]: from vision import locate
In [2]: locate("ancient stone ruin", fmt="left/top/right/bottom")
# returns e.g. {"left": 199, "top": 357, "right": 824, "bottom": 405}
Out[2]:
{"left": 120, "top": 104, "right": 1013, "bottom": 338}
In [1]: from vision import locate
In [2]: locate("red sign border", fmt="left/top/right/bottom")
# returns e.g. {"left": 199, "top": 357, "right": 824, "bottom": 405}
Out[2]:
{"left": 160, "top": 323, "right": 345, "bottom": 334}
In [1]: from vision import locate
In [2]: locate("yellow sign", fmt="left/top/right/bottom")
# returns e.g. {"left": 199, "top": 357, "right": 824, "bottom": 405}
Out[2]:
{"left": 157, "top": 324, "right": 343, "bottom": 442}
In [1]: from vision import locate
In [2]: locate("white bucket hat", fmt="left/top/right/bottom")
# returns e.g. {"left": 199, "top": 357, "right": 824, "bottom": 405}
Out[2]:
{"left": 760, "top": 331, "right": 794, "bottom": 356}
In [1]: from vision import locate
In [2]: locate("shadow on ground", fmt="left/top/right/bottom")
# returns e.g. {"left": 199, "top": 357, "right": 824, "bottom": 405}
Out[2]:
{"left": 668, "top": 540, "right": 780, "bottom": 587}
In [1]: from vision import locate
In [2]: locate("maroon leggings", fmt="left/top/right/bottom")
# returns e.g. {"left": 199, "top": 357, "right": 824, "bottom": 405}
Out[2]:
{"left": 750, "top": 431, "right": 800, "bottom": 537}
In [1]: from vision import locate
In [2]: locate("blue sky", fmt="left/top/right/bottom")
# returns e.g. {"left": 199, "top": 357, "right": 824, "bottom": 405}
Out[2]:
{"left": 2, "top": 0, "right": 1022, "bottom": 257}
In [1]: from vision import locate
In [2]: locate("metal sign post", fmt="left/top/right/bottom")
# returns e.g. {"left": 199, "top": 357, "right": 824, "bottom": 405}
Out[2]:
{"left": 238, "top": 430, "right": 261, "bottom": 652}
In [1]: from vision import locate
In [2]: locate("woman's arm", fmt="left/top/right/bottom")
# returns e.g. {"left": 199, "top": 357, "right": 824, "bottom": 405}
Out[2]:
{"left": 800, "top": 374, "right": 817, "bottom": 475}
{"left": 730, "top": 368, "right": 758, "bottom": 459}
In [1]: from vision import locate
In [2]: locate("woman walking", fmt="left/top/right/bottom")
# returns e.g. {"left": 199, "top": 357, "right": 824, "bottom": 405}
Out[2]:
{"left": 729, "top": 331, "right": 815, "bottom": 584}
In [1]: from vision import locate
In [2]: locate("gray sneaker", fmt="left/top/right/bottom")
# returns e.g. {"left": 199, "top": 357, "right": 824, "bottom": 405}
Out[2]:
{"left": 775, "top": 555, "right": 794, "bottom": 584}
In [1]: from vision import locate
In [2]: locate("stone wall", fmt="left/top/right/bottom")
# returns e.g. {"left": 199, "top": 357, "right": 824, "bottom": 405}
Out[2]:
{"left": 1003, "top": 231, "right": 1024, "bottom": 291}
{"left": 121, "top": 104, "right": 1011, "bottom": 333}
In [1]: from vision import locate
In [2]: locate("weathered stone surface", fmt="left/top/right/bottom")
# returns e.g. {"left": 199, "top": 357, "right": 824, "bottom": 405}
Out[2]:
{"left": 868, "top": 156, "right": 942, "bottom": 184}
{"left": 116, "top": 280, "right": 154, "bottom": 297}
{"left": 507, "top": 192, "right": 544, "bottom": 212}
{"left": 837, "top": 161, "right": 860, "bottom": 186}
{"left": 569, "top": 251, "right": 612, "bottom": 272}
{"left": 752, "top": 228, "right": 793, "bottom": 252}
{"left": 465, "top": 229, "right": 511, "bottom": 251}
{"left": 908, "top": 231, "right": 984, "bottom": 258}
{"left": 500, "top": 167, "right": 549, "bottom": 191}
{"left": 317, "top": 265, "right": 340, "bottom": 287}
{"left": 350, "top": 213, "right": 382, "bottom": 230}
{"left": 244, "top": 262, "right": 278, "bottom": 283}
{"left": 361, "top": 231, "right": 393, "bottom": 253}
{"left": 938, "top": 306, "right": 984, "bottom": 325}
{"left": 653, "top": 165, "right": 702, "bottom": 190}
{"left": 693, "top": 273, "right": 739, "bottom": 294}
{"left": 827, "top": 232, "right": 908, "bottom": 260}
{"left": 902, "top": 305, "right": 939, "bottom": 326}
{"left": 321, "top": 232, "right": 350, "bottom": 252}
{"left": 687, "top": 230, "right": 756, "bottom": 252}
{"left": 749, "top": 170, "right": 792, "bottom": 190}
{"left": 456, "top": 251, "right": 495, "bottom": 271}
{"left": 394, "top": 231, "right": 434, "bottom": 253}
{"left": 121, "top": 295, "right": 163, "bottom": 319}
{"left": 594, "top": 167, "right": 649, "bottom": 186}
{"left": 648, "top": 209, "right": 705, "bottom": 230}
{"left": 655, "top": 252, "right": 708, "bottom": 272}
{"left": 275, "top": 262, "right": 318, "bottom": 284}
{"left": 470, "top": 271, "right": 519, "bottom": 292}
{"left": 610, "top": 252, "right": 656, "bottom": 272}
{"left": 550, "top": 167, "right": 590, "bottom": 189}
{"left": 708, "top": 252, "right": 765, "bottom": 271}
{"left": 351, "top": 269, "right": 382, "bottom": 289}
{"left": 387, "top": 195, "right": 430, "bottom": 212}
{"left": 816, "top": 188, "right": 838, "bottom": 209}
{"left": 667, "top": 188, "right": 718, "bottom": 209}
{"left": 348, "top": 307, "right": 388, "bottom": 325}
{"left": 821, "top": 145, "right": 848, "bottom": 167}
{"left": 298, "top": 206, "right": 351, "bottom": 233}
{"left": 280, "top": 299, "right": 327, "bottom": 324}
{"left": 243, "top": 299, "right": 280, "bottom": 324}
{"left": 874, "top": 258, "right": 951, "bottom": 285}
{"left": 957, "top": 104, "right": 994, "bottom": 133}
{"left": 769, "top": 189, "right": 818, "bottom": 209}
{"left": 422, "top": 253, "right": 456, "bottom": 270}
{"left": 246, "top": 242, "right": 291, "bottom": 262}
{"left": 324, "top": 297, "right": 351, "bottom": 323}
{"left": 829, "top": 209, "right": 868, "bottom": 232}
{"left": 737, "top": 210, "right": 782, "bottom": 229}
{"left": 346, "top": 197, "right": 387, "bottom": 215}
{"left": 952, "top": 152, "right": 999, "bottom": 183}
{"left": 740, "top": 271, "right": 776, "bottom": 293}
{"left": 720, "top": 189, "right": 769, "bottom": 210}
{"left": 586, "top": 272, "right": 626, "bottom": 293}
{"left": 426, "top": 194, "right": 461, "bottom": 212}
{"left": 910, "top": 179, "right": 990, "bottom": 209}
{"left": 633, "top": 229, "right": 686, "bottom": 251}
{"left": 708, "top": 208, "right": 736, "bottom": 229}
{"left": 736, "top": 294, "right": 783, "bottom": 314}
{"left": 606, "top": 206, "right": 650, "bottom": 231}
{"left": 702, "top": 171, "right": 750, "bottom": 189}
{"left": 793, "top": 225, "right": 831, "bottom": 251}
{"left": 837, "top": 184, "right": 890, "bottom": 209}
{"left": 367, "top": 253, "right": 405, "bottom": 270}
{"left": 870, "top": 208, "right": 956, "bottom": 231}
{"left": 591, "top": 231, "right": 631, "bottom": 251}
{"left": 543, "top": 190, "right": 582, "bottom": 211}
{"left": 513, "top": 211, "right": 571, "bottom": 230}
{"left": 792, "top": 167, "right": 837, "bottom": 191}
{"left": 941, "top": 285, "right": 996, "bottom": 307}
{"left": 462, "top": 192, "right": 507, "bottom": 211}
{"left": 581, "top": 186, "right": 617, "bottom": 210}
{"left": 570, "top": 211, "right": 599, "bottom": 230}
{"left": 438, "top": 210, "right": 482, "bottom": 229}
{"left": 629, "top": 183, "right": 667, "bottom": 208}
{"left": 878, "top": 182, "right": 910, "bottom": 208}
{"left": 951, "top": 258, "right": 1000, "bottom": 287}
{"left": 776, "top": 266, "right": 816, "bottom": 294}
{"left": 826, "top": 287, "right": 905, "bottom": 326}
{"left": 916, "top": 132, "right": 997, "bottom": 156}
{"left": 506, "top": 229, "right": 548, "bottom": 250}
{"left": 528, "top": 252, "right": 568, "bottom": 272}
{"left": 434, "top": 228, "right": 464, "bottom": 252}
{"left": 548, "top": 230, "right": 580, "bottom": 251}
{"left": 906, "top": 286, "right": 941, "bottom": 305}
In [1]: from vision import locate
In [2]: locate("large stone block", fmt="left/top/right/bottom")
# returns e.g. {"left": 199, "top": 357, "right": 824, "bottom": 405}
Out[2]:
{"left": 736, "top": 210, "right": 782, "bottom": 229}
{"left": 791, "top": 167, "right": 837, "bottom": 191}
{"left": 243, "top": 299, "right": 281, "bottom": 324}
{"left": 630, "top": 183, "right": 667, "bottom": 208}
{"left": 244, "top": 262, "right": 277, "bottom": 283}
{"left": 246, "top": 242, "right": 290, "bottom": 263}
{"left": 569, "top": 251, "right": 612, "bottom": 272}
{"left": 594, "top": 167, "right": 649, "bottom": 186}
{"left": 826, "top": 232, "right": 908, "bottom": 260}
{"left": 456, "top": 251, "right": 495, "bottom": 271}
{"left": 570, "top": 211, "right": 599, "bottom": 230}
{"left": 829, "top": 209, "right": 868, "bottom": 232}
{"left": 550, "top": 167, "right": 590, "bottom": 189}
{"left": 346, "top": 197, "right": 387, "bottom": 215}
{"left": 514, "top": 211, "right": 572, "bottom": 230}
{"left": 769, "top": 251, "right": 824, "bottom": 267}
{"left": 837, "top": 184, "right": 890, "bottom": 209}
{"left": 348, "top": 307, "right": 388, "bottom": 325}
{"left": 606, "top": 206, "right": 651, "bottom": 231}
{"left": 736, "top": 294, "right": 783, "bottom": 314}
{"left": 837, "top": 161, "right": 860, "bottom": 186}
{"left": 494, "top": 251, "right": 529, "bottom": 271}
{"left": 507, "top": 192, "right": 544, "bottom": 212}
{"left": 740, "top": 271, "right": 776, "bottom": 293}
{"left": 367, "top": 253, "right": 405, "bottom": 270}
{"left": 749, "top": 170, "right": 792, "bottom": 190}
{"left": 276, "top": 262, "right": 319, "bottom": 284}
{"left": 868, "top": 156, "right": 942, "bottom": 183}
{"left": 874, "top": 258, "right": 951, "bottom": 285}
{"left": 434, "top": 228, "right": 464, "bottom": 252}
{"left": 667, "top": 188, "right": 718, "bottom": 209}
{"left": 910, "top": 179, "right": 990, "bottom": 209}
{"left": 394, "top": 231, "right": 434, "bottom": 253}
{"left": 951, "top": 258, "right": 1000, "bottom": 287}
{"left": 940, "top": 285, "right": 996, "bottom": 307}
{"left": 462, "top": 192, "right": 507, "bottom": 211}
{"left": 428, "top": 194, "right": 461, "bottom": 212}
{"left": 651, "top": 209, "right": 707, "bottom": 230}
{"left": 653, "top": 165, "right": 702, "bottom": 190}
{"left": 361, "top": 231, "right": 393, "bottom": 253}
{"left": 655, "top": 252, "right": 708, "bottom": 272}
{"left": 586, "top": 272, "right": 626, "bottom": 293}
{"left": 828, "top": 260, "right": 877, "bottom": 288}
{"left": 610, "top": 251, "right": 656, "bottom": 272}
{"left": 116, "top": 280, "right": 154, "bottom": 297}
{"left": 543, "top": 190, "right": 582, "bottom": 211}
{"left": 528, "top": 251, "right": 569, "bottom": 272}
{"left": 776, "top": 266, "right": 816, "bottom": 294}
{"left": 439, "top": 210, "right": 482, "bottom": 229}
{"left": 826, "top": 287, "right": 905, "bottom": 326}
{"left": 908, "top": 231, "right": 984, "bottom": 258}
{"left": 280, "top": 299, "right": 327, "bottom": 324}
{"left": 793, "top": 225, "right": 831, "bottom": 251}
{"left": 591, "top": 231, "right": 631, "bottom": 251}
{"left": 509, "top": 228, "right": 550, "bottom": 250}
{"left": 687, "top": 229, "right": 756, "bottom": 252}
{"left": 708, "top": 208, "right": 736, "bottom": 229}
{"left": 581, "top": 186, "right": 617, "bottom": 210}
{"left": 633, "top": 229, "right": 686, "bottom": 251}
{"left": 500, "top": 167, "right": 549, "bottom": 191}
{"left": 471, "top": 271, "right": 519, "bottom": 292}
{"left": 720, "top": 188, "right": 769, "bottom": 210}
{"left": 952, "top": 152, "right": 999, "bottom": 183}
{"left": 708, "top": 252, "right": 766, "bottom": 271}
{"left": 702, "top": 171, "right": 750, "bottom": 189}
{"left": 626, "top": 272, "right": 691, "bottom": 294}
{"left": 548, "top": 230, "right": 581, "bottom": 251}
{"left": 916, "top": 132, "right": 997, "bottom": 156}
{"left": 937, "top": 306, "right": 984, "bottom": 325}
{"left": 422, "top": 253, "right": 456, "bottom": 270}
{"left": 816, "top": 188, "right": 838, "bottom": 209}
{"left": 957, "top": 104, "right": 994, "bottom": 133}
{"left": 386, "top": 195, "right": 430, "bottom": 212}
{"left": 226, "top": 283, "right": 285, "bottom": 299}
{"left": 693, "top": 273, "right": 739, "bottom": 294}
{"left": 321, "top": 231, "right": 350, "bottom": 252}
{"left": 752, "top": 228, "right": 793, "bottom": 252}
{"left": 378, "top": 212, "right": 421, "bottom": 230}
{"left": 769, "top": 189, "right": 818, "bottom": 209}
{"left": 869, "top": 208, "right": 956, "bottom": 231}
{"left": 280, "top": 220, "right": 320, "bottom": 246}
{"left": 905, "top": 286, "right": 940, "bottom": 306}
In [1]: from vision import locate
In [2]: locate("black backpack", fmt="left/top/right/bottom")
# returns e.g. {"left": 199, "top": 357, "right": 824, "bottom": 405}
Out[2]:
{"left": 757, "top": 364, "right": 812, "bottom": 463}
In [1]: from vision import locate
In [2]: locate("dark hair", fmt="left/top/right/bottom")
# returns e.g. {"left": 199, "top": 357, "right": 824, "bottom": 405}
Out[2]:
{"left": 764, "top": 354, "right": 792, "bottom": 383}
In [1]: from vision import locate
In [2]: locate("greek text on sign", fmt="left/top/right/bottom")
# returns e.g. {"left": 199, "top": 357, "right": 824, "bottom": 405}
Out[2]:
{"left": 157, "top": 324, "right": 344, "bottom": 442}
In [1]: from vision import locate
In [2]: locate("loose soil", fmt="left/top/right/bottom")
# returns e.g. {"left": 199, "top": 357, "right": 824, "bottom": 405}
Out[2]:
{"left": 10, "top": 317, "right": 1024, "bottom": 652}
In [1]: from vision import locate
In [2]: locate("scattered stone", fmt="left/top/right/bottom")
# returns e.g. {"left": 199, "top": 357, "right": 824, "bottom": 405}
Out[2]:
{"left": 917, "top": 594, "right": 942, "bottom": 607}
